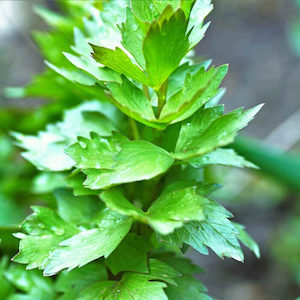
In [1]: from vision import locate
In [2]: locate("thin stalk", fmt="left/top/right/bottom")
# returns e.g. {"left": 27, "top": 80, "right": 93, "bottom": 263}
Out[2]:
{"left": 129, "top": 118, "right": 140, "bottom": 140}
{"left": 156, "top": 80, "right": 168, "bottom": 118}
{"left": 143, "top": 84, "right": 151, "bottom": 101}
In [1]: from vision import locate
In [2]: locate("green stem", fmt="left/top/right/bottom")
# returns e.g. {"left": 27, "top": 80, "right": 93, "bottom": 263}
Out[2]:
{"left": 156, "top": 80, "right": 168, "bottom": 118}
{"left": 129, "top": 118, "right": 140, "bottom": 140}
{"left": 143, "top": 84, "right": 151, "bottom": 101}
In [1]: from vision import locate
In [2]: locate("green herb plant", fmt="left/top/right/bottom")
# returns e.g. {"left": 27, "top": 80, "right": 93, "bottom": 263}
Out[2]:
{"left": 6, "top": 0, "right": 262, "bottom": 298}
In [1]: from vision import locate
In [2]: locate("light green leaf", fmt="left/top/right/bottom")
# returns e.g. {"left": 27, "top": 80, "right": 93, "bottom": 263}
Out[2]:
{"left": 63, "top": 52, "right": 122, "bottom": 83}
{"left": 66, "top": 171, "right": 99, "bottom": 196}
{"left": 234, "top": 223, "right": 260, "bottom": 258}
{"left": 143, "top": 9, "right": 189, "bottom": 89}
{"left": 83, "top": 141, "right": 174, "bottom": 190}
{"left": 164, "top": 200, "right": 245, "bottom": 261}
{"left": 106, "top": 77, "right": 162, "bottom": 128}
{"left": 174, "top": 104, "right": 263, "bottom": 160}
{"left": 187, "top": 148, "right": 258, "bottom": 169}
{"left": 91, "top": 45, "right": 149, "bottom": 85}
{"left": 65, "top": 132, "right": 128, "bottom": 170}
{"left": 13, "top": 101, "right": 117, "bottom": 171}
{"left": 13, "top": 207, "right": 78, "bottom": 270}
{"left": 187, "top": 0, "right": 213, "bottom": 49}
{"left": 105, "top": 233, "right": 151, "bottom": 275}
{"left": 100, "top": 186, "right": 207, "bottom": 234}
{"left": 159, "top": 65, "right": 228, "bottom": 123}
{"left": 43, "top": 211, "right": 132, "bottom": 276}
{"left": 120, "top": 8, "right": 148, "bottom": 69}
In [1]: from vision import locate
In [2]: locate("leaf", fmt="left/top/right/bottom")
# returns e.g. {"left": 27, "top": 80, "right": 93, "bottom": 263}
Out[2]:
{"left": 55, "top": 263, "right": 108, "bottom": 300}
{"left": 234, "top": 223, "right": 260, "bottom": 258}
{"left": 187, "top": 0, "right": 213, "bottom": 49}
{"left": 174, "top": 104, "right": 263, "bottom": 160}
{"left": 120, "top": 8, "right": 148, "bottom": 69}
{"left": 91, "top": 45, "right": 149, "bottom": 85}
{"left": 106, "top": 77, "right": 162, "bottom": 128}
{"left": 66, "top": 171, "right": 99, "bottom": 196}
{"left": 165, "top": 275, "right": 212, "bottom": 300}
{"left": 159, "top": 65, "right": 228, "bottom": 123}
{"left": 78, "top": 272, "right": 168, "bottom": 300}
{"left": 43, "top": 211, "right": 132, "bottom": 276}
{"left": 164, "top": 200, "right": 245, "bottom": 261}
{"left": 13, "top": 207, "right": 78, "bottom": 270}
{"left": 187, "top": 148, "right": 258, "bottom": 169}
{"left": 100, "top": 186, "right": 207, "bottom": 234}
{"left": 13, "top": 101, "right": 117, "bottom": 171}
{"left": 143, "top": 9, "right": 189, "bottom": 89}
{"left": 153, "top": 253, "right": 204, "bottom": 275}
{"left": 54, "top": 189, "right": 102, "bottom": 224}
{"left": 105, "top": 233, "right": 151, "bottom": 275}
{"left": 65, "top": 132, "right": 128, "bottom": 170}
{"left": 83, "top": 141, "right": 174, "bottom": 190}
{"left": 63, "top": 52, "right": 122, "bottom": 83}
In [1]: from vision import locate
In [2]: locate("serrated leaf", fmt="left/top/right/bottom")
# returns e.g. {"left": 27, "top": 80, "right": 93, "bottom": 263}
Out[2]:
{"left": 66, "top": 171, "right": 99, "bottom": 196}
{"left": 159, "top": 65, "right": 228, "bottom": 123}
{"left": 164, "top": 200, "right": 245, "bottom": 261}
{"left": 234, "top": 223, "right": 260, "bottom": 258}
{"left": 100, "top": 186, "right": 207, "bottom": 234}
{"left": 105, "top": 233, "right": 151, "bottom": 275}
{"left": 91, "top": 45, "right": 149, "bottom": 85}
{"left": 120, "top": 8, "right": 148, "bottom": 69}
{"left": 106, "top": 77, "right": 163, "bottom": 128}
{"left": 187, "top": 148, "right": 258, "bottom": 169}
{"left": 174, "top": 104, "right": 263, "bottom": 160}
{"left": 65, "top": 132, "right": 128, "bottom": 170}
{"left": 43, "top": 211, "right": 132, "bottom": 276}
{"left": 83, "top": 141, "right": 174, "bottom": 190}
{"left": 187, "top": 0, "right": 213, "bottom": 49}
{"left": 13, "top": 101, "right": 117, "bottom": 171}
{"left": 143, "top": 9, "right": 189, "bottom": 90}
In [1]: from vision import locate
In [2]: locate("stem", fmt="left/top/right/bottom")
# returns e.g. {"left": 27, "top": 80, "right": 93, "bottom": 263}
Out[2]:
{"left": 156, "top": 80, "right": 168, "bottom": 118}
{"left": 129, "top": 118, "right": 140, "bottom": 140}
{"left": 143, "top": 84, "right": 151, "bottom": 101}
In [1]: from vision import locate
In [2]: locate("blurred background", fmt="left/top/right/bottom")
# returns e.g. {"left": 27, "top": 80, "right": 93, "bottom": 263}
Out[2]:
{"left": 0, "top": 0, "right": 300, "bottom": 299}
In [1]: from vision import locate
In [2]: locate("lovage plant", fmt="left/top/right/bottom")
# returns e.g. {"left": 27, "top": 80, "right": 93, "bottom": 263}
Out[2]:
{"left": 7, "top": 0, "right": 261, "bottom": 298}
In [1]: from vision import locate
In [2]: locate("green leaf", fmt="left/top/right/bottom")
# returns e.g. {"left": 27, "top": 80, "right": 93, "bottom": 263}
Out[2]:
{"left": 105, "top": 233, "right": 151, "bottom": 275}
{"left": 54, "top": 189, "right": 102, "bottom": 224}
{"left": 166, "top": 275, "right": 212, "bottom": 300}
{"left": 174, "top": 104, "right": 263, "bottom": 160}
{"left": 187, "top": 0, "right": 213, "bottom": 49}
{"left": 164, "top": 200, "right": 245, "bottom": 261}
{"left": 159, "top": 65, "right": 228, "bottom": 123}
{"left": 106, "top": 77, "right": 162, "bottom": 128}
{"left": 187, "top": 148, "right": 258, "bottom": 169}
{"left": 43, "top": 211, "right": 132, "bottom": 276}
{"left": 66, "top": 171, "right": 99, "bottom": 196}
{"left": 13, "top": 101, "right": 117, "bottom": 171}
{"left": 234, "top": 223, "right": 260, "bottom": 258}
{"left": 143, "top": 9, "right": 189, "bottom": 89}
{"left": 78, "top": 272, "right": 168, "bottom": 300}
{"left": 13, "top": 207, "right": 78, "bottom": 270}
{"left": 55, "top": 263, "right": 108, "bottom": 300}
{"left": 131, "top": 0, "right": 182, "bottom": 22}
{"left": 100, "top": 186, "right": 207, "bottom": 234}
{"left": 83, "top": 141, "right": 174, "bottom": 190}
{"left": 91, "top": 45, "right": 149, "bottom": 85}
{"left": 153, "top": 253, "right": 204, "bottom": 275}
{"left": 65, "top": 132, "right": 128, "bottom": 170}
{"left": 120, "top": 8, "right": 148, "bottom": 69}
